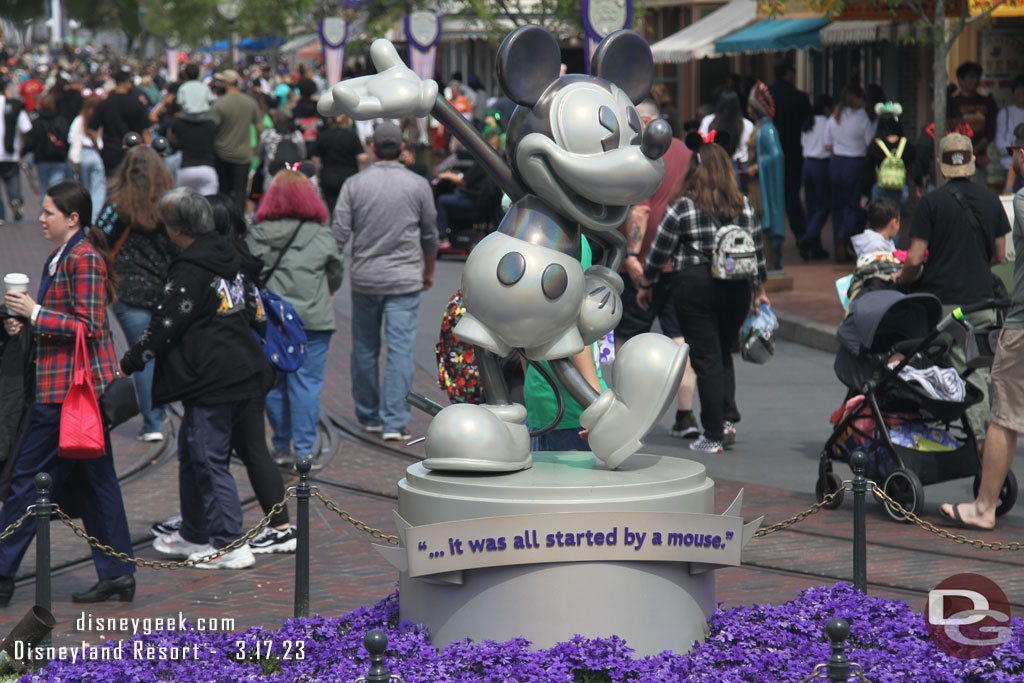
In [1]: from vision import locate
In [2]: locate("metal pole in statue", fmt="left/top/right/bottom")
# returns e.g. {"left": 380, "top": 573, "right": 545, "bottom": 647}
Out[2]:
{"left": 33, "top": 473, "right": 53, "bottom": 648}
{"left": 850, "top": 451, "right": 867, "bottom": 593}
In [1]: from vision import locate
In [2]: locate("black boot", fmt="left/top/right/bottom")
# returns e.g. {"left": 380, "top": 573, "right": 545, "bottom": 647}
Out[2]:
{"left": 0, "top": 576, "right": 13, "bottom": 607}
{"left": 71, "top": 575, "right": 135, "bottom": 603}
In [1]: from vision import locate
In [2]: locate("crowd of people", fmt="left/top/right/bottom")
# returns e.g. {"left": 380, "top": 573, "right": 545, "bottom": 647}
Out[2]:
{"left": 0, "top": 32, "right": 1021, "bottom": 609}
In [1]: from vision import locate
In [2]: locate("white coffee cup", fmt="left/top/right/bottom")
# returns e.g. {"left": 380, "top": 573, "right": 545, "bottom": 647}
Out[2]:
{"left": 4, "top": 273, "right": 29, "bottom": 295}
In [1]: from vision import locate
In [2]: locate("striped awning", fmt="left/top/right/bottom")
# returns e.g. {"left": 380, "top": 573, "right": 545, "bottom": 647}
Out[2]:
{"left": 649, "top": 0, "right": 758, "bottom": 63}
{"left": 819, "top": 21, "right": 893, "bottom": 46}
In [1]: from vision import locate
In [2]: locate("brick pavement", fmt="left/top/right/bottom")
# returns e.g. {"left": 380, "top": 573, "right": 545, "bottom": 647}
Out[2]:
{"left": 1, "top": 207, "right": 1020, "bottom": 655}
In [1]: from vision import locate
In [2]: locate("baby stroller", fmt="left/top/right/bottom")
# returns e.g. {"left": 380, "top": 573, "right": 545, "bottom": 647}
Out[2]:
{"left": 816, "top": 290, "right": 1017, "bottom": 522}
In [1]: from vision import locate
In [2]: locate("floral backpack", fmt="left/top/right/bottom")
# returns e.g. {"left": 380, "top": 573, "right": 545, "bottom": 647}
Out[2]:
{"left": 435, "top": 290, "right": 484, "bottom": 404}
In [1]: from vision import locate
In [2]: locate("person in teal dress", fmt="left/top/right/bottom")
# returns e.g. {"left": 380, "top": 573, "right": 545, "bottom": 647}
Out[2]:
{"left": 749, "top": 81, "right": 785, "bottom": 270}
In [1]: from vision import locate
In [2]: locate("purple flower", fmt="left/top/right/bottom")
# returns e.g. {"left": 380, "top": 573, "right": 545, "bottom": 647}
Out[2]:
{"left": 19, "top": 583, "right": 1024, "bottom": 682}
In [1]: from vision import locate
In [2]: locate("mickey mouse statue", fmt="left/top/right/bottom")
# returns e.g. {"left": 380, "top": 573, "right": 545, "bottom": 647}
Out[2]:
{"left": 320, "top": 26, "right": 689, "bottom": 473}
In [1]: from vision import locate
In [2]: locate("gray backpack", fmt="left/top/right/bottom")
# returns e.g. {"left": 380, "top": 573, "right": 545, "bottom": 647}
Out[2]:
{"left": 710, "top": 219, "right": 758, "bottom": 281}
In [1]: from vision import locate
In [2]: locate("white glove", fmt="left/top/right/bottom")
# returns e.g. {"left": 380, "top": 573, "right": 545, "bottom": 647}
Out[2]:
{"left": 317, "top": 40, "right": 438, "bottom": 120}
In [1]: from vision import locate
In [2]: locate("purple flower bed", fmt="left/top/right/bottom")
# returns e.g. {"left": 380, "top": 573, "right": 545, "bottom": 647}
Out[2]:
{"left": 18, "top": 583, "right": 1023, "bottom": 682}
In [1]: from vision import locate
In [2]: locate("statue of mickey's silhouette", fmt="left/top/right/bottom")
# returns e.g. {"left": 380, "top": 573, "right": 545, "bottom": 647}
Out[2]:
{"left": 319, "top": 26, "right": 689, "bottom": 473}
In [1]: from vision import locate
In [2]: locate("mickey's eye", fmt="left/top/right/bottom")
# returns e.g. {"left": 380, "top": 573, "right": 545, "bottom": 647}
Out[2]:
{"left": 627, "top": 107, "right": 642, "bottom": 145}
{"left": 599, "top": 105, "right": 620, "bottom": 152}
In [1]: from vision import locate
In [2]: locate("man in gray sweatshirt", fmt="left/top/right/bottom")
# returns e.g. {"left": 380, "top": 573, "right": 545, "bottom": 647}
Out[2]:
{"left": 331, "top": 121, "right": 438, "bottom": 441}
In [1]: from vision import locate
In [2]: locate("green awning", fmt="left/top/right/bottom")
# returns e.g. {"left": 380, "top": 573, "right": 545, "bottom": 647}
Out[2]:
{"left": 715, "top": 18, "right": 829, "bottom": 55}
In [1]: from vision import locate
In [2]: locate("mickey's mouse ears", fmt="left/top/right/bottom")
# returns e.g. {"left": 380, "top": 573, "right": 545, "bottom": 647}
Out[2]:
{"left": 685, "top": 130, "right": 731, "bottom": 153}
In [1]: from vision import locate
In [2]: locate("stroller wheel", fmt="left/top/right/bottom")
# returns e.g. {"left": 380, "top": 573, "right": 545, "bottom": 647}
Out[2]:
{"left": 815, "top": 472, "right": 844, "bottom": 509}
{"left": 882, "top": 469, "right": 924, "bottom": 523}
{"left": 973, "top": 470, "right": 1018, "bottom": 517}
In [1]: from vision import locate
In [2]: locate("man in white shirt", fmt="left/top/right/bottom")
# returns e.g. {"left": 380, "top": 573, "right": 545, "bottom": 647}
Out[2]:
{"left": 996, "top": 75, "right": 1024, "bottom": 192}
{"left": 0, "top": 81, "right": 32, "bottom": 225}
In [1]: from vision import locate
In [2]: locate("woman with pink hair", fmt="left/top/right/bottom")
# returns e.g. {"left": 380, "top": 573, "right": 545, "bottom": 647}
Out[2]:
{"left": 246, "top": 170, "right": 344, "bottom": 469}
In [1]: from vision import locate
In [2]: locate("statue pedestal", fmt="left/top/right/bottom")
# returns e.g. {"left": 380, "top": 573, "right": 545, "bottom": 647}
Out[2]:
{"left": 396, "top": 452, "right": 720, "bottom": 656}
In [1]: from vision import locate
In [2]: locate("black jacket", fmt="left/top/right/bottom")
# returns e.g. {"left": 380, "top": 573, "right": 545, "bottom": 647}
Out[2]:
{"left": 26, "top": 110, "right": 70, "bottom": 162}
{"left": 97, "top": 203, "right": 180, "bottom": 310}
{"left": 121, "top": 233, "right": 266, "bottom": 405}
{"left": 768, "top": 80, "right": 812, "bottom": 160}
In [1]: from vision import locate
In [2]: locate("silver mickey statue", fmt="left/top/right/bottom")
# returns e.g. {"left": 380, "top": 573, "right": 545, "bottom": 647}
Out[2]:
{"left": 320, "top": 26, "right": 688, "bottom": 473}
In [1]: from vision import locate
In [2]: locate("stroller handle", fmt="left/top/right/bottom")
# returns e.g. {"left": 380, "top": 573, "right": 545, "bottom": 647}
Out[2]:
{"left": 953, "top": 298, "right": 1012, "bottom": 319}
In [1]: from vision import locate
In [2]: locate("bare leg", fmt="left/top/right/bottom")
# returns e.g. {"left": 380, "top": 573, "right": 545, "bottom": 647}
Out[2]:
{"left": 615, "top": 335, "right": 694, "bottom": 411}
{"left": 672, "top": 336, "right": 696, "bottom": 411}
{"left": 940, "top": 421, "right": 1016, "bottom": 529}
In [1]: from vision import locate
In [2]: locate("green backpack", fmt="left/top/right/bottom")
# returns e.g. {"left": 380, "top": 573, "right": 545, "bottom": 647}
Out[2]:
{"left": 875, "top": 137, "right": 907, "bottom": 190}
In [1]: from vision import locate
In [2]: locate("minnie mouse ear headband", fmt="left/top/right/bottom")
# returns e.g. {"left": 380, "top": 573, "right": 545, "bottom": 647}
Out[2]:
{"left": 748, "top": 81, "right": 775, "bottom": 119}
{"left": 684, "top": 129, "right": 732, "bottom": 153}
{"left": 267, "top": 159, "right": 316, "bottom": 179}
{"left": 874, "top": 101, "right": 903, "bottom": 118}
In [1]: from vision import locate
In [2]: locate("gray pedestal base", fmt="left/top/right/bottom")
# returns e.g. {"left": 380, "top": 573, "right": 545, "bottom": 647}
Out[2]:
{"left": 397, "top": 452, "right": 716, "bottom": 656}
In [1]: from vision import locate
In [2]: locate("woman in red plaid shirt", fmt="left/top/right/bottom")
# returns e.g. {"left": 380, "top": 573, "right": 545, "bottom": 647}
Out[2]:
{"left": 0, "top": 180, "right": 135, "bottom": 606}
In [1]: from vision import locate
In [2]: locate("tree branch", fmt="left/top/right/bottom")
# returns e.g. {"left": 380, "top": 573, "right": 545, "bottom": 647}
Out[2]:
{"left": 905, "top": 0, "right": 933, "bottom": 25}
{"left": 495, "top": 0, "right": 525, "bottom": 27}
{"left": 965, "top": 0, "right": 1009, "bottom": 24}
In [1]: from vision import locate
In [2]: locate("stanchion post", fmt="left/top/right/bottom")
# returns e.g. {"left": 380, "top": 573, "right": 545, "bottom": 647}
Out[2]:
{"left": 825, "top": 618, "right": 851, "bottom": 682}
{"left": 33, "top": 473, "right": 52, "bottom": 648}
{"left": 364, "top": 630, "right": 391, "bottom": 683}
{"left": 294, "top": 457, "right": 311, "bottom": 619}
{"left": 850, "top": 450, "right": 867, "bottom": 593}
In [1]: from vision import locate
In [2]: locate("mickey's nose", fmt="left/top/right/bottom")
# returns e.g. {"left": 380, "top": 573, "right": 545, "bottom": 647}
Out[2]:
{"left": 641, "top": 119, "right": 671, "bottom": 160}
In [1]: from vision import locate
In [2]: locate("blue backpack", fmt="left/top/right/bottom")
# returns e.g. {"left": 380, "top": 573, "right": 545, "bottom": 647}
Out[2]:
{"left": 256, "top": 221, "right": 308, "bottom": 372}
{"left": 256, "top": 288, "right": 306, "bottom": 372}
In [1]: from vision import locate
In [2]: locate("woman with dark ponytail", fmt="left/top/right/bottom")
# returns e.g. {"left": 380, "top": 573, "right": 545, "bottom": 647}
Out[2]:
{"left": 0, "top": 180, "right": 136, "bottom": 607}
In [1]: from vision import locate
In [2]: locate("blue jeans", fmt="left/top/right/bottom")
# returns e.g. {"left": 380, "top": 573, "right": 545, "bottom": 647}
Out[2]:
{"left": 0, "top": 162, "right": 22, "bottom": 220}
{"left": 870, "top": 184, "right": 908, "bottom": 207}
{"left": 112, "top": 301, "right": 165, "bottom": 433}
{"left": 801, "top": 158, "right": 831, "bottom": 250}
{"left": 829, "top": 156, "right": 865, "bottom": 239}
{"left": 78, "top": 147, "right": 106, "bottom": 223}
{"left": 350, "top": 291, "right": 420, "bottom": 432}
{"left": 265, "top": 330, "right": 332, "bottom": 457}
{"left": 531, "top": 428, "right": 590, "bottom": 452}
{"left": 36, "top": 161, "right": 72, "bottom": 191}
{"left": 437, "top": 193, "right": 486, "bottom": 239}
{"left": 164, "top": 150, "right": 182, "bottom": 181}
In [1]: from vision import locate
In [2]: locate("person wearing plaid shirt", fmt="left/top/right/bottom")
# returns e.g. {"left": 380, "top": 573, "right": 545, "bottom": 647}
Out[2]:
{"left": 0, "top": 180, "right": 135, "bottom": 606}
{"left": 638, "top": 142, "right": 770, "bottom": 454}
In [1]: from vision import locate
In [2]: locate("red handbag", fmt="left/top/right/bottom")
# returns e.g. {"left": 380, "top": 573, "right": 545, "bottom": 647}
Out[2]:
{"left": 59, "top": 323, "right": 106, "bottom": 459}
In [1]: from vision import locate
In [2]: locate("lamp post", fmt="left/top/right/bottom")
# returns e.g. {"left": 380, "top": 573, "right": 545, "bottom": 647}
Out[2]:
{"left": 217, "top": 0, "right": 243, "bottom": 67}
{"left": 67, "top": 18, "right": 80, "bottom": 46}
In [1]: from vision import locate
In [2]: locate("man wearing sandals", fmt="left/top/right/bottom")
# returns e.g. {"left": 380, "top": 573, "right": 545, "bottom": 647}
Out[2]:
{"left": 940, "top": 123, "right": 1024, "bottom": 530}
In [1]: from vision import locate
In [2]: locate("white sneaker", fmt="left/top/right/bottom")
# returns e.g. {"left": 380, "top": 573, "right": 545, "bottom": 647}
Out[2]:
{"left": 249, "top": 526, "right": 297, "bottom": 554}
{"left": 138, "top": 431, "right": 164, "bottom": 443}
{"left": 188, "top": 544, "right": 255, "bottom": 569}
{"left": 151, "top": 515, "right": 182, "bottom": 537}
{"left": 689, "top": 436, "right": 724, "bottom": 454}
{"left": 153, "top": 531, "right": 208, "bottom": 558}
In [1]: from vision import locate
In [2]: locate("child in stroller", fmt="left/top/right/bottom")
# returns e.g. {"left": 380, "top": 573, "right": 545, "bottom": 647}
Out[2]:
{"left": 842, "top": 198, "right": 905, "bottom": 309}
{"left": 816, "top": 290, "right": 1017, "bottom": 522}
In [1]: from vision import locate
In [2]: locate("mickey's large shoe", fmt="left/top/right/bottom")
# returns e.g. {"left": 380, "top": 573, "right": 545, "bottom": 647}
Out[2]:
{"left": 423, "top": 403, "right": 532, "bottom": 473}
{"left": 580, "top": 333, "right": 689, "bottom": 469}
